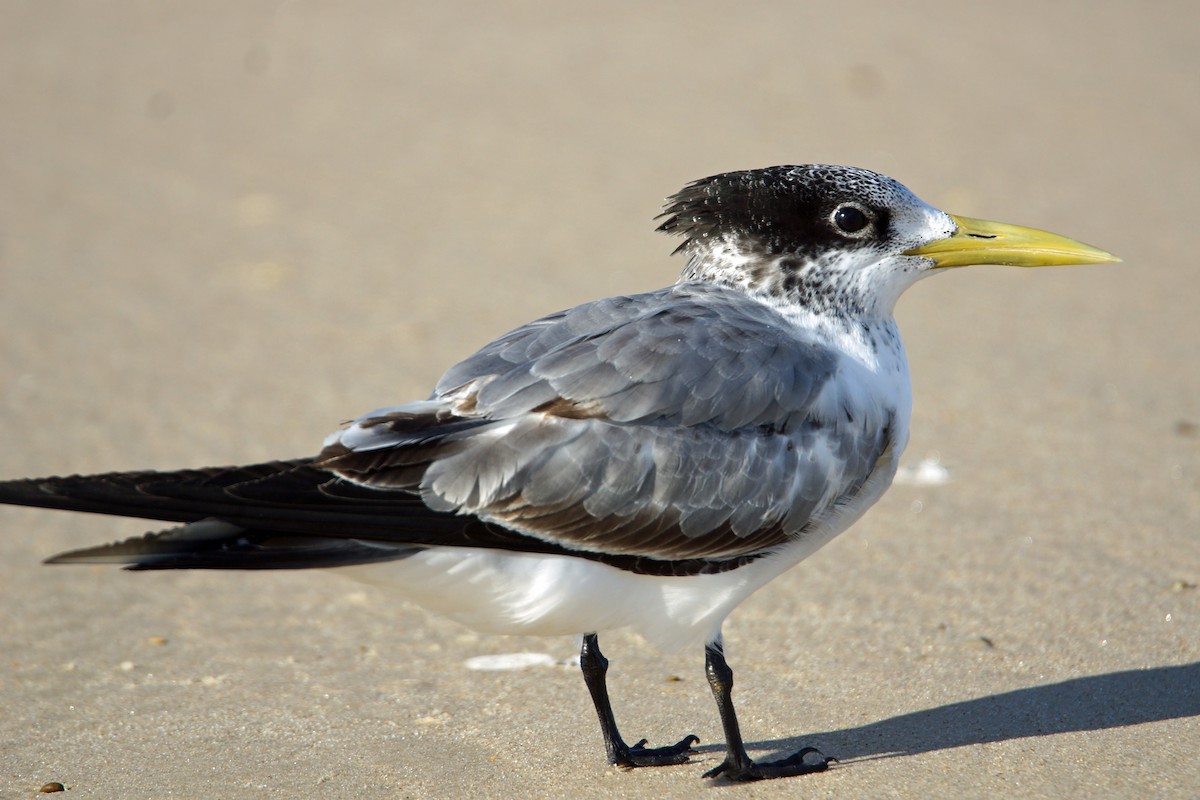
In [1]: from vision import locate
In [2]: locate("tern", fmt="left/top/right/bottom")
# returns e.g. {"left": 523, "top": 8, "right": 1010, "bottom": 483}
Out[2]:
{"left": 0, "top": 165, "right": 1116, "bottom": 780}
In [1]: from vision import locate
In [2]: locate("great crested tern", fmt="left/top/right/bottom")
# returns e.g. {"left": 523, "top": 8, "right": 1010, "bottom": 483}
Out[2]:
{"left": 0, "top": 165, "right": 1117, "bottom": 780}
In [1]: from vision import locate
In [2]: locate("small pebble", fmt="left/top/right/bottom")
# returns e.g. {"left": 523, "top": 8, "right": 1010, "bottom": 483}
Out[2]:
{"left": 39, "top": 782, "right": 65, "bottom": 793}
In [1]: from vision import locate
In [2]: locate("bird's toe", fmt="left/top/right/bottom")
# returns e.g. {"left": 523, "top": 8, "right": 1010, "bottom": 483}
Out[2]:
{"left": 614, "top": 734, "right": 700, "bottom": 768}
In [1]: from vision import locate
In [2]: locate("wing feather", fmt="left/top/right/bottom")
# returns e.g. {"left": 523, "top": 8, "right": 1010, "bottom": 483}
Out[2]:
{"left": 21, "top": 281, "right": 898, "bottom": 569}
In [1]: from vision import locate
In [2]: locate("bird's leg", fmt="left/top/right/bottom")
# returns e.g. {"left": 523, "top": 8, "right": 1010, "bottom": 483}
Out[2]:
{"left": 701, "top": 639, "right": 836, "bottom": 781}
{"left": 579, "top": 632, "right": 699, "bottom": 768}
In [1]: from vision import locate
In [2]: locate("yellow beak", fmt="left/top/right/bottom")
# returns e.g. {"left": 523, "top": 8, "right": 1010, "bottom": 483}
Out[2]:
{"left": 904, "top": 214, "right": 1119, "bottom": 268}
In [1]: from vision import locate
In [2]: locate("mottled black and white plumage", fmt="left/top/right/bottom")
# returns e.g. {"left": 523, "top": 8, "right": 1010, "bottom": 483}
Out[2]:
{"left": 0, "top": 165, "right": 1116, "bottom": 781}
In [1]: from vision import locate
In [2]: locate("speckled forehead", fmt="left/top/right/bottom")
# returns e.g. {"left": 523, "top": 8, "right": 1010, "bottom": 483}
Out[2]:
{"left": 782, "top": 164, "right": 913, "bottom": 206}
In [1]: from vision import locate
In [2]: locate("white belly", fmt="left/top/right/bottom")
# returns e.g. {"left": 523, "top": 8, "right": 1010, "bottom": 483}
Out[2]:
{"left": 340, "top": 547, "right": 760, "bottom": 651}
{"left": 336, "top": 437, "right": 900, "bottom": 653}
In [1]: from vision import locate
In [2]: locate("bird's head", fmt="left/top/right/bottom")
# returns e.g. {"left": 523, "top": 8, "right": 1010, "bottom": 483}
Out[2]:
{"left": 657, "top": 165, "right": 1117, "bottom": 318}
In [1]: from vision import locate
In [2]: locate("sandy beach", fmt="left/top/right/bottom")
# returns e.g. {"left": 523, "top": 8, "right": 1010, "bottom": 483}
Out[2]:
{"left": 1, "top": 2, "right": 1197, "bottom": 797}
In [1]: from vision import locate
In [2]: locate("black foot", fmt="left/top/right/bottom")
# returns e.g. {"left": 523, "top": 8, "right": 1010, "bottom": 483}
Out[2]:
{"left": 613, "top": 734, "right": 700, "bottom": 768}
{"left": 579, "top": 634, "right": 699, "bottom": 769}
{"left": 702, "top": 746, "right": 836, "bottom": 781}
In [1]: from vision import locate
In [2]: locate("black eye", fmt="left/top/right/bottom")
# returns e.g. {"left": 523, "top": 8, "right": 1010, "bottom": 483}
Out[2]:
{"left": 832, "top": 204, "right": 870, "bottom": 234}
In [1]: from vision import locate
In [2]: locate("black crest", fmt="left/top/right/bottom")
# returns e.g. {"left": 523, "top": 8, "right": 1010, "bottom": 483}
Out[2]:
{"left": 656, "top": 165, "right": 896, "bottom": 257}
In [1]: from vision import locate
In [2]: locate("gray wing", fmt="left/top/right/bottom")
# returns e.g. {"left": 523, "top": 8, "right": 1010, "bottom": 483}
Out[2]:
{"left": 321, "top": 283, "right": 896, "bottom": 562}
{"left": 434, "top": 283, "right": 836, "bottom": 429}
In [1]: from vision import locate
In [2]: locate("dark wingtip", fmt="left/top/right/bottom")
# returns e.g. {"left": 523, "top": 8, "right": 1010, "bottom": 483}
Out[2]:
{"left": 0, "top": 476, "right": 61, "bottom": 506}
{"left": 41, "top": 527, "right": 206, "bottom": 567}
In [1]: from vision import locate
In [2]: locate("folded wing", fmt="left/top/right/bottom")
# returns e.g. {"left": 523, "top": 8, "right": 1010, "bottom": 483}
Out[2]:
{"left": 4, "top": 283, "right": 896, "bottom": 574}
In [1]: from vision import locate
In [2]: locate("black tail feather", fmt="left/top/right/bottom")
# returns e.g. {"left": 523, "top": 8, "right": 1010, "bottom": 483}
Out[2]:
{"left": 2, "top": 460, "right": 727, "bottom": 576}
{"left": 0, "top": 460, "right": 314, "bottom": 524}
{"left": 45, "top": 518, "right": 421, "bottom": 570}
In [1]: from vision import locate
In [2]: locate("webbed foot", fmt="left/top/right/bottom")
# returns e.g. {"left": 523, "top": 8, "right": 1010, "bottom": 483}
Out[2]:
{"left": 702, "top": 746, "right": 836, "bottom": 781}
{"left": 613, "top": 734, "right": 700, "bottom": 768}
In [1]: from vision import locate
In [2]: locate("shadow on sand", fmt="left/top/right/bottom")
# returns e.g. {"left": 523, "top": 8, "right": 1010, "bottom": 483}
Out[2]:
{"left": 727, "top": 662, "right": 1199, "bottom": 766}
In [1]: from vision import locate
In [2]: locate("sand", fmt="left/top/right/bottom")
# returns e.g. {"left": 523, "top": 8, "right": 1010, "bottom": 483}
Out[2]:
{"left": 1, "top": 2, "right": 1197, "bottom": 798}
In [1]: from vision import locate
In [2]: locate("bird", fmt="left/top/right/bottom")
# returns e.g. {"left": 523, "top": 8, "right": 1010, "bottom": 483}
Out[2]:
{"left": 0, "top": 165, "right": 1117, "bottom": 781}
